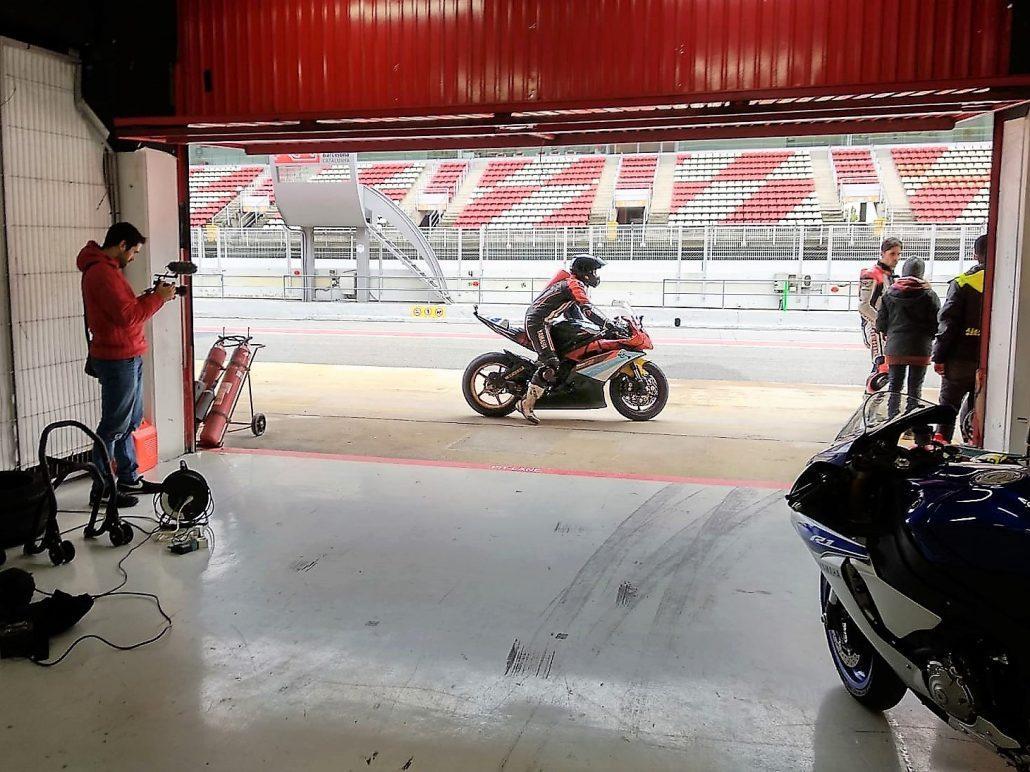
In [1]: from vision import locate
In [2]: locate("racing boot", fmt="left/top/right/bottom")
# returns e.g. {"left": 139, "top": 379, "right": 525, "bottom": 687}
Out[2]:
{"left": 517, "top": 383, "right": 544, "bottom": 425}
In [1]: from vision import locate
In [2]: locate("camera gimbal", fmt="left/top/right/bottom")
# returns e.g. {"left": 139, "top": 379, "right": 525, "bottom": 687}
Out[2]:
{"left": 149, "top": 261, "right": 198, "bottom": 297}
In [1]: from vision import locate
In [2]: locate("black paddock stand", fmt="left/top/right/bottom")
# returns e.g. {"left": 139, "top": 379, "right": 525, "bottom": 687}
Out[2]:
{"left": 26, "top": 420, "right": 135, "bottom": 566}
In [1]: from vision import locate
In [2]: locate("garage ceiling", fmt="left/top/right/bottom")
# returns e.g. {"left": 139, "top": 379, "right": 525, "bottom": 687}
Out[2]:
{"left": 116, "top": 0, "right": 1030, "bottom": 150}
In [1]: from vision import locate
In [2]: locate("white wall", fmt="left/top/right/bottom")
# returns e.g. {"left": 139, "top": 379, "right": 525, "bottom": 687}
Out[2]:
{"left": 984, "top": 115, "right": 1030, "bottom": 453}
{"left": 120, "top": 149, "right": 186, "bottom": 461}
{"left": 0, "top": 40, "right": 111, "bottom": 467}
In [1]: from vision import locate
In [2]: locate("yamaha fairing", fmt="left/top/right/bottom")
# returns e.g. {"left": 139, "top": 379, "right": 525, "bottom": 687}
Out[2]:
{"left": 788, "top": 393, "right": 1030, "bottom": 768}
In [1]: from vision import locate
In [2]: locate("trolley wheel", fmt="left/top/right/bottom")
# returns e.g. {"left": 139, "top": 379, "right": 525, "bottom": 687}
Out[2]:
{"left": 251, "top": 413, "right": 267, "bottom": 437}
{"left": 48, "top": 540, "right": 74, "bottom": 566}
{"left": 120, "top": 522, "right": 134, "bottom": 545}
{"left": 109, "top": 523, "right": 127, "bottom": 547}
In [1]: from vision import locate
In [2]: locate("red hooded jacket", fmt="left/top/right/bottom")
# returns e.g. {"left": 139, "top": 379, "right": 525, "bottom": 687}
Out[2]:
{"left": 77, "top": 241, "right": 164, "bottom": 360}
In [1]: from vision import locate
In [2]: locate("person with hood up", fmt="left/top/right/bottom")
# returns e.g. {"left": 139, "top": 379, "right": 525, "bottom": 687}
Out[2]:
{"left": 876, "top": 257, "right": 940, "bottom": 426}
{"left": 78, "top": 222, "right": 177, "bottom": 507}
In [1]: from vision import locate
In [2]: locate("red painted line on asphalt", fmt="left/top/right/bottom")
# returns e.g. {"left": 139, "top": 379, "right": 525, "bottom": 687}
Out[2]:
{"left": 195, "top": 325, "right": 864, "bottom": 350}
{"left": 214, "top": 445, "right": 790, "bottom": 490}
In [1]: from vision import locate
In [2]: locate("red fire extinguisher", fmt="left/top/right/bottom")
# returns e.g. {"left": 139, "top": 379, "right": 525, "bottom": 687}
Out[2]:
{"left": 198, "top": 342, "right": 252, "bottom": 449}
{"left": 194, "top": 338, "right": 229, "bottom": 421}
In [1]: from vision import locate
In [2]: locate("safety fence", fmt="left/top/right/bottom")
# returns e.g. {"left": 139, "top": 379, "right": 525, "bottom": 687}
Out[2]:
{"left": 192, "top": 272, "right": 959, "bottom": 310}
{"left": 191, "top": 222, "right": 984, "bottom": 277}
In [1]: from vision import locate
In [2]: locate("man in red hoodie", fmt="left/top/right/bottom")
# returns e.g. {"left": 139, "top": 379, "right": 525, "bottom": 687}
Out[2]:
{"left": 78, "top": 222, "right": 177, "bottom": 506}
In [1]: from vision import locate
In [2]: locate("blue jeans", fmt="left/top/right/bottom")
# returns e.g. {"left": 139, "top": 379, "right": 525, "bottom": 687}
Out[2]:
{"left": 91, "top": 356, "right": 144, "bottom": 491}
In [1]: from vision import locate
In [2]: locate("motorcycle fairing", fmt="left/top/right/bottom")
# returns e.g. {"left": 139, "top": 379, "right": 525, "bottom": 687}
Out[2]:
{"left": 493, "top": 349, "right": 607, "bottom": 410}
{"left": 575, "top": 349, "right": 646, "bottom": 383}
{"left": 814, "top": 550, "right": 932, "bottom": 696}
{"left": 791, "top": 513, "right": 868, "bottom": 560}
{"left": 535, "top": 373, "right": 607, "bottom": 410}
{"left": 475, "top": 312, "right": 531, "bottom": 349}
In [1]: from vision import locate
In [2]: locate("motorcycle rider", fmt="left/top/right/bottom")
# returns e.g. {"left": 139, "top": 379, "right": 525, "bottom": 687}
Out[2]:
{"left": 518, "top": 254, "right": 614, "bottom": 424}
{"left": 859, "top": 237, "right": 902, "bottom": 393}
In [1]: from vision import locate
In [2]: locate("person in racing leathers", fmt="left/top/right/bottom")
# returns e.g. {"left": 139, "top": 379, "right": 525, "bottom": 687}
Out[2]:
{"left": 518, "top": 254, "right": 614, "bottom": 425}
{"left": 859, "top": 237, "right": 902, "bottom": 393}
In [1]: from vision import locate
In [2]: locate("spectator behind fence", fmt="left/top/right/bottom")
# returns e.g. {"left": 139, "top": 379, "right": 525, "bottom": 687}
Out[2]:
{"left": 876, "top": 257, "right": 940, "bottom": 432}
{"left": 932, "top": 234, "right": 987, "bottom": 444}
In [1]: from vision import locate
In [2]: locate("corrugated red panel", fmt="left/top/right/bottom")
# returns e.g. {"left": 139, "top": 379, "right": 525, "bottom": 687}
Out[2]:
{"left": 175, "top": 0, "right": 1015, "bottom": 120}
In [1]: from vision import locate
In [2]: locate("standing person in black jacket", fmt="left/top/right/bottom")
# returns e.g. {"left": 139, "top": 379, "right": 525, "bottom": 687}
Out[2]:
{"left": 932, "top": 235, "right": 986, "bottom": 443}
{"left": 876, "top": 257, "right": 941, "bottom": 427}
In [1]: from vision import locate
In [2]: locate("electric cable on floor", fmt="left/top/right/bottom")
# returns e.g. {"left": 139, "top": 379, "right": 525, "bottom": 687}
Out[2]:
{"left": 29, "top": 521, "right": 173, "bottom": 667}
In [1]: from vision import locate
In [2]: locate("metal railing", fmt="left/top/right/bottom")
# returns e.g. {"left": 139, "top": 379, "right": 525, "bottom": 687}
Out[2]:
{"left": 193, "top": 270, "right": 963, "bottom": 310}
{"left": 661, "top": 277, "right": 953, "bottom": 311}
{"left": 192, "top": 223, "right": 984, "bottom": 279}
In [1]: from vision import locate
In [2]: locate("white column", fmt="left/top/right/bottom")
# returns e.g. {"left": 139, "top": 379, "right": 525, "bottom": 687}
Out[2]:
{"left": 301, "top": 226, "right": 316, "bottom": 301}
{"left": 354, "top": 227, "right": 371, "bottom": 302}
{"left": 117, "top": 148, "right": 186, "bottom": 461}
{"left": 984, "top": 114, "right": 1030, "bottom": 453}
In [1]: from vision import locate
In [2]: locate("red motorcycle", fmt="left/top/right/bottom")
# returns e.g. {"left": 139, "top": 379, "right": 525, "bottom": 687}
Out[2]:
{"left": 462, "top": 305, "right": 669, "bottom": 421}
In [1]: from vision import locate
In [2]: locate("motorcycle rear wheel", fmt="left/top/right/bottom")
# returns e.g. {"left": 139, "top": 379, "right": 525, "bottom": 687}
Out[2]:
{"left": 463, "top": 353, "right": 520, "bottom": 417}
{"left": 821, "top": 575, "right": 907, "bottom": 711}
{"left": 610, "top": 361, "right": 669, "bottom": 421}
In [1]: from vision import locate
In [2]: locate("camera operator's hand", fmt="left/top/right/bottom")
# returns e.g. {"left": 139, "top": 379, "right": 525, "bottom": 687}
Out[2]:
{"left": 156, "top": 282, "right": 177, "bottom": 302}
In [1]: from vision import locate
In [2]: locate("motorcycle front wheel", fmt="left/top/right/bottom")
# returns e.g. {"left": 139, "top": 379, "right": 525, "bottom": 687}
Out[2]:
{"left": 820, "top": 575, "right": 907, "bottom": 711}
{"left": 462, "top": 352, "right": 520, "bottom": 417}
{"left": 610, "top": 361, "right": 669, "bottom": 421}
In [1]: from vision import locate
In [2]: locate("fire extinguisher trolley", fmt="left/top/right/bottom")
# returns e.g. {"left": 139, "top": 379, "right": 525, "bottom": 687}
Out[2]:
{"left": 196, "top": 332, "right": 267, "bottom": 448}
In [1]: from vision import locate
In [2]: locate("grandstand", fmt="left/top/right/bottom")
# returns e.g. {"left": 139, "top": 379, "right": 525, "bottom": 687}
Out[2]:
{"left": 313, "top": 161, "right": 425, "bottom": 202}
{"left": 830, "top": 148, "right": 879, "bottom": 186}
{"left": 187, "top": 143, "right": 991, "bottom": 230}
{"left": 614, "top": 154, "right": 659, "bottom": 191}
{"left": 421, "top": 160, "right": 469, "bottom": 201}
{"left": 188, "top": 165, "right": 264, "bottom": 226}
{"left": 891, "top": 143, "right": 991, "bottom": 224}
{"left": 453, "top": 155, "right": 605, "bottom": 228}
{"left": 668, "top": 150, "right": 819, "bottom": 226}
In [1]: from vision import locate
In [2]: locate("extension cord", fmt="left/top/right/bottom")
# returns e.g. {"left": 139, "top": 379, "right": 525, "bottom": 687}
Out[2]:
{"left": 168, "top": 533, "right": 208, "bottom": 555}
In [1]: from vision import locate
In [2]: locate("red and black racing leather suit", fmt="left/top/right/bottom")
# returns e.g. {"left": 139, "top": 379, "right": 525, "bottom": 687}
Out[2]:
{"left": 858, "top": 260, "right": 896, "bottom": 372}
{"left": 525, "top": 270, "right": 610, "bottom": 385}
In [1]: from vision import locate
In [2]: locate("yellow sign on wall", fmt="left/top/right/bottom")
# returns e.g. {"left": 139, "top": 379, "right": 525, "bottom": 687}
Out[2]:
{"left": 411, "top": 305, "right": 446, "bottom": 319}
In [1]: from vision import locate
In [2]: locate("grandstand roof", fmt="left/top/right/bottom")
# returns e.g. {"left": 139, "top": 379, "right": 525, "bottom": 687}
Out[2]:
{"left": 117, "top": 1, "right": 1030, "bottom": 151}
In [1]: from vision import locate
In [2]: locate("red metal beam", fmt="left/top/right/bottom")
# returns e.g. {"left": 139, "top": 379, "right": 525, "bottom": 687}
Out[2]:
{"left": 121, "top": 75, "right": 1030, "bottom": 132}
{"left": 116, "top": 97, "right": 1022, "bottom": 146}
{"left": 234, "top": 117, "right": 957, "bottom": 155}
{"left": 176, "top": 147, "right": 196, "bottom": 454}
{"left": 974, "top": 111, "right": 1011, "bottom": 447}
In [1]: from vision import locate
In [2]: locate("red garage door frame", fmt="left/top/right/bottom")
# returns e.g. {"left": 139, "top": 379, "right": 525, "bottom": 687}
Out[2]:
{"left": 125, "top": 0, "right": 1030, "bottom": 451}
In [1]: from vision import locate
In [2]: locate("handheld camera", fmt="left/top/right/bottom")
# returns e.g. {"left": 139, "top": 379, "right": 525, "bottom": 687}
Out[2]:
{"left": 151, "top": 261, "right": 198, "bottom": 297}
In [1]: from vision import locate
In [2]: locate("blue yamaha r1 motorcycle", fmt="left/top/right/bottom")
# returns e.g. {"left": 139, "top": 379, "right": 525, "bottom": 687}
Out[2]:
{"left": 788, "top": 394, "right": 1030, "bottom": 769}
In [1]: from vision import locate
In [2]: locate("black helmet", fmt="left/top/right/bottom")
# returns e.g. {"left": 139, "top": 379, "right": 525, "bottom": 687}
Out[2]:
{"left": 570, "top": 254, "right": 605, "bottom": 288}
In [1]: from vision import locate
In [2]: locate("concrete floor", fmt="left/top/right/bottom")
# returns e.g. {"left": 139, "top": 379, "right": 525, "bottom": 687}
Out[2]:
{"left": 229, "top": 361, "right": 937, "bottom": 484}
{"left": 0, "top": 452, "right": 1004, "bottom": 771}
